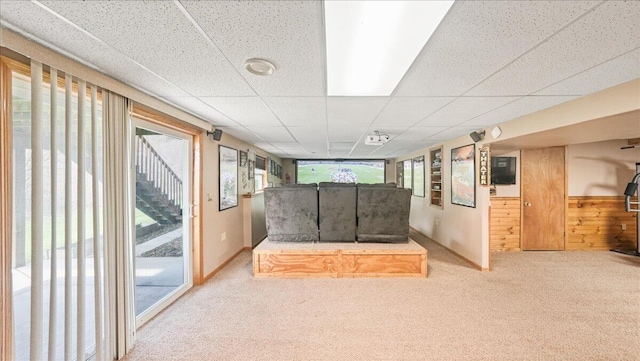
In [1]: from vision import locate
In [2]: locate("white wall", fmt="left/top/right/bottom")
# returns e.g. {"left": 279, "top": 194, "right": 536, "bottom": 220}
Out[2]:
{"left": 568, "top": 139, "right": 640, "bottom": 196}
{"left": 398, "top": 141, "right": 490, "bottom": 269}
{"left": 200, "top": 133, "right": 281, "bottom": 276}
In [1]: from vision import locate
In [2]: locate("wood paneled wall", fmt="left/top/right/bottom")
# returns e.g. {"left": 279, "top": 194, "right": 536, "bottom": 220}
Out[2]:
{"left": 490, "top": 197, "right": 521, "bottom": 251}
{"left": 567, "top": 196, "right": 637, "bottom": 251}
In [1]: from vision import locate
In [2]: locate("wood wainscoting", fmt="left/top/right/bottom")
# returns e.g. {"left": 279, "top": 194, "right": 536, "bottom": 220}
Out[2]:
{"left": 567, "top": 196, "right": 638, "bottom": 251}
{"left": 490, "top": 197, "right": 521, "bottom": 251}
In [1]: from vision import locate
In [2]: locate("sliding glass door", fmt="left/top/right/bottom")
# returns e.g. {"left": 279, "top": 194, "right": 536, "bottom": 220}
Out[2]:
{"left": 132, "top": 119, "right": 192, "bottom": 327}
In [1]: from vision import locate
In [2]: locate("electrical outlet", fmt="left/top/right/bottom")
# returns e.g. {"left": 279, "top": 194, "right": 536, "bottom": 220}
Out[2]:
{"left": 435, "top": 218, "right": 441, "bottom": 226}
{"left": 221, "top": 232, "right": 226, "bottom": 241}
{"left": 207, "top": 193, "right": 213, "bottom": 201}
{"left": 621, "top": 224, "right": 627, "bottom": 231}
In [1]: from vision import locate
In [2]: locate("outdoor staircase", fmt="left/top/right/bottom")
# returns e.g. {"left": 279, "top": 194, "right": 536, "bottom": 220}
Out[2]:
{"left": 135, "top": 135, "right": 183, "bottom": 225}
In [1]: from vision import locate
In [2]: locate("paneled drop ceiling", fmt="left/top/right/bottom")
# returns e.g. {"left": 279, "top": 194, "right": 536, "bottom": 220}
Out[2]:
{"left": 1, "top": 0, "right": 638, "bottom": 159}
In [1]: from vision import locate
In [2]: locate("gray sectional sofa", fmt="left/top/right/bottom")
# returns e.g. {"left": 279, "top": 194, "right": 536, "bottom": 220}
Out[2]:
{"left": 264, "top": 182, "right": 411, "bottom": 243}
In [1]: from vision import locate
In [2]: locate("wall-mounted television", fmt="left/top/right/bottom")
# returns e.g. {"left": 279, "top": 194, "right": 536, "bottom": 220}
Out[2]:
{"left": 491, "top": 157, "right": 517, "bottom": 185}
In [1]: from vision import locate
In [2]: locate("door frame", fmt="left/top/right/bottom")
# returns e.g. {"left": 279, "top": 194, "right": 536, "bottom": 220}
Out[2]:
{"left": 130, "top": 117, "right": 194, "bottom": 328}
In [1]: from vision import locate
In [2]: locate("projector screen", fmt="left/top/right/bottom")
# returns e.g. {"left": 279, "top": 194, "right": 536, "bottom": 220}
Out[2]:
{"left": 296, "top": 159, "right": 386, "bottom": 184}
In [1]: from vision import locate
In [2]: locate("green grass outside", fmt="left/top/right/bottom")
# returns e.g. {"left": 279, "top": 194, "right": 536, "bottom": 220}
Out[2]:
{"left": 17, "top": 208, "right": 155, "bottom": 263}
{"left": 297, "top": 163, "right": 385, "bottom": 184}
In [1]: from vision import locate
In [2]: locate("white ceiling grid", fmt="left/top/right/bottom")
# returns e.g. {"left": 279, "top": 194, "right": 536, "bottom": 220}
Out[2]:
{"left": 1, "top": 0, "right": 638, "bottom": 159}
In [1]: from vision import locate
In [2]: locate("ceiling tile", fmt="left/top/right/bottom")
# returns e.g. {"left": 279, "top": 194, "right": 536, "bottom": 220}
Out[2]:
{"left": 390, "top": 127, "right": 450, "bottom": 142}
{"left": 372, "top": 97, "right": 455, "bottom": 126}
{"left": 395, "top": 1, "right": 600, "bottom": 96}
{"left": 160, "top": 96, "right": 238, "bottom": 126}
{"left": 377, "top": 141, "right": 410, "bottom": 151}
{"left": 288, "top": 127, "right": 327, "bottom": 138}
{"left": 416, "top": 97, "right": 519, "bottom": 127}
{"left": 466, "top": 1, "right": 640, "bottom": 96}
{"left": 249, "top": 126, "right": 295, "bottom": 142}
{"left": 461, "top": 95, "right": 579, "bottom": 127}
{"left": 216, "top": 126, "right": 265, "bottom": 143}
{"left": 181, "top": 0, "right": 325, "bottom": 96}
{"left": 327, "top": 127, "right": 368, "bottom": 142}
{"left": 0, "top": 1, "right": 189, "bottom": 98}
{"left": 199, "top": 97, "right": 281, "bottom": 126}
{"left": 261, "top": 97, "right": 326, "bottom": 127}
{"left": 426, "top": 127, "right": 479, "bottom": 141}
{"left": 535, "top": 48, "right": 640, "bottom": 96}
{"left": 326, "top": 97, "right": 390, "bottom": 126}
{"left": 269, "top": 142, "right": 304, "bottom": 151}
{"left": 39, "top": 0, "right": 255, "bottom": 96}
{"left": 329, "top": 142, "right": 356, "bottom": 150}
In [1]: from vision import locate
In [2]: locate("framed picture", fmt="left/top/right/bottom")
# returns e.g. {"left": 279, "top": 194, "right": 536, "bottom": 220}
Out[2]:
{"left": 268, "top": 159, "right": 273, "bottom": 175}
{"left": 404, "top": 159, "right": 413, "bottom": 193}
{"left": 451, "top": 144, "right": 475, "bottom": 208}
{"left": 248, "top": 160, "right": 254, "bottom": 180}
{"left": 396, "top": 161, "right": 404, "bottom": 187}
{"left": 277, "top": 164, "right": 282, "bottom": 178}
{"left": 412, "top": 155, "right": 425, "bottom": 197}
{"left": 219, "top": 145, "right": 238, "bottom": 211}
{"left": 239, "top": 150, "right": 247, "bottom": 167}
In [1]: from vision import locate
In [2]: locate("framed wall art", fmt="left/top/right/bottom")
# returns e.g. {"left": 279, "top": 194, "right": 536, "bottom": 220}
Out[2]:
{"left": 451, "top": 144, "right": 475, "bottom": 208}
{"left": 239, "top": 150, "right": 247, "bottom": 167}
{"left": 396, "top": 161, "right": 404, "bottom": 187}
{"left": 219, "top": 145, "right": 238, "bottom": 211}
{"left": 412, "top": 155, "right": 425, "bottom": 197}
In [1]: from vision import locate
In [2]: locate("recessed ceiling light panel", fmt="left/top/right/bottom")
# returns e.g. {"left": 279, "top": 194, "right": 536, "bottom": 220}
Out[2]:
{"left": 325, "top": 1, "right": 454, "bottom": 96}
{"left": 244, "top": 58, "right": 275, "bottom": 76}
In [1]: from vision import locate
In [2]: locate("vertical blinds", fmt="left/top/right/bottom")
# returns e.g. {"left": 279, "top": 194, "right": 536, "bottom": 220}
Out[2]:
{"left": 25, "top": 61, "right": 108, "bottom": 361}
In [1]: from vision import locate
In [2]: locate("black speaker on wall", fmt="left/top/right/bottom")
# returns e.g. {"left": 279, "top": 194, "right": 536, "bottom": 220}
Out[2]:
{"left": 207, "top": 129, "right": 223, "bottom": 141}
{"left": 469, "top": 130, "right": 485, "bottom": 143}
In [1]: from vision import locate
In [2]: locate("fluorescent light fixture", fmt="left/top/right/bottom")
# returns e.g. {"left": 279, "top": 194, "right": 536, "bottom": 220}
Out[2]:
{"left": 325, "top": 0, "right": 454, "bottom": 96}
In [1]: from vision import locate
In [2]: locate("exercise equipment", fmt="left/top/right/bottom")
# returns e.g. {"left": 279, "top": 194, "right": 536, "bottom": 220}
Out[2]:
{"left": 611, "top": 162, "right": 640, "bottom": 257}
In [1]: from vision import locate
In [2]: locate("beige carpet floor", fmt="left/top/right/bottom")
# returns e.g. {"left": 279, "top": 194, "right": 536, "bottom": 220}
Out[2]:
{"left": 124, "top": 232, "right": 640, "bottom": 361}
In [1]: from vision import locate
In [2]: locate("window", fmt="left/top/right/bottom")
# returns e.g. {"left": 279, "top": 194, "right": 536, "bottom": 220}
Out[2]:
{"left": 296, "top": 159, "right": 385, "bottom": 184}
{"left": 255, "top": 156, "right": 267, "bottom": 192}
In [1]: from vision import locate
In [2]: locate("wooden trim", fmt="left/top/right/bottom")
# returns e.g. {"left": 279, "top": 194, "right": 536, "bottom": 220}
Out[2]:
{"left": 409, "top": 227, "right": 487, "bottom": 271}
{"left": 519, "top": 150, "right": 524, "bottom": 251}
{"left": 202, "top": 247, "right": 248, "bottom": 283}
{"left": 1, "top": 59, "right": 14, "bottom": 361}
{"left": 488, "top": 205, "right": 492, "bottom": 271}
{"left": 193, "top": 134, "right": 204, "bottom": 285}
{"left": 0, "top": 55, "right": 28, "bottom": 76}
{"left": 564, "top": 146, "right": 569, "bottom": 251}
{"left": 131, "top": 105, "right": 203, "bottom": 136}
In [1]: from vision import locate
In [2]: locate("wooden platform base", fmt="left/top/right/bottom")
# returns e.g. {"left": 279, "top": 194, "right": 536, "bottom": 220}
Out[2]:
{"left": 253, "top": 238, "right": 427, "bottom": 278}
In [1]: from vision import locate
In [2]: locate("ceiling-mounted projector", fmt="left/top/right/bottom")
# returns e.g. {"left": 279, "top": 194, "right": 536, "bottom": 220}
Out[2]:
{"left": 365, "top": 130, "right": 390, "bottom": 145}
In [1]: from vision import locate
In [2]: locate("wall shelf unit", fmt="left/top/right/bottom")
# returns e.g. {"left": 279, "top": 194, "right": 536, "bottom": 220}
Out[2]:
{"left": 430, "top": 147, "right": 443, "bottom": 208}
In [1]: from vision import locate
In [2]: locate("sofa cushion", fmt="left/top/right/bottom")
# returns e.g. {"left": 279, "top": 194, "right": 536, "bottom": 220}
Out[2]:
{"left": 319, "top": 183, "right": 357, "bottom": 242}
{"left": 264, "top": 186, "right": 319, "bottom": 242}
{"left": 356, "top": 187, "right": 411, "bottom": 243}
